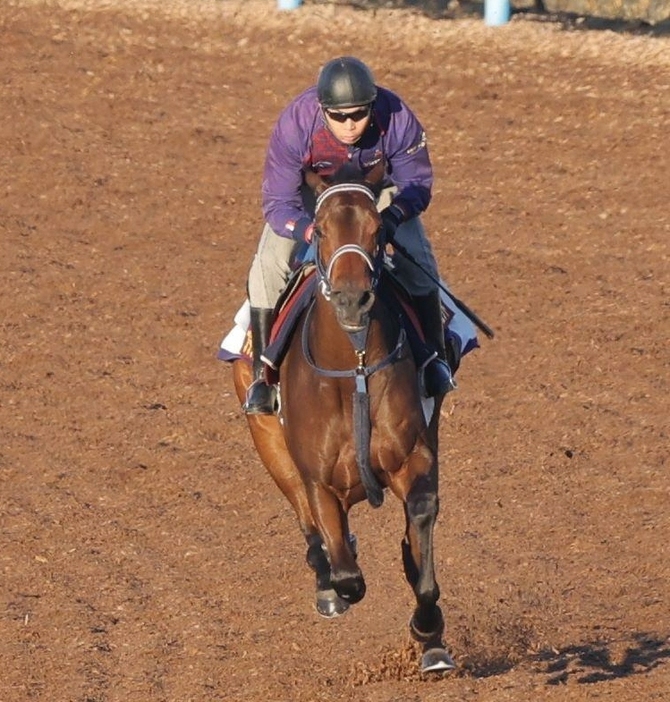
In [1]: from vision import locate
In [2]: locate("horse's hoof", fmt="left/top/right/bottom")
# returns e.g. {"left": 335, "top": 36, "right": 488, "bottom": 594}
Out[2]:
{"left": 315, "top": 589, "right": 350, "bottom": 618}
{"left": 421, "top": 647, "right": 456, "bottom": 674}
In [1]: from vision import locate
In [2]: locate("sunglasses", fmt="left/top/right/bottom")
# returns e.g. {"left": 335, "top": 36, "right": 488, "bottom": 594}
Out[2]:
{"left": 324, "top": 106, "right": 371, "bottom": 123}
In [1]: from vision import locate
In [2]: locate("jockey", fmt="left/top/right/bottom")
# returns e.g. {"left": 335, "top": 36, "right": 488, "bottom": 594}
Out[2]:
{"left": 244, "top": 56, "right": 458, "bottom": 415}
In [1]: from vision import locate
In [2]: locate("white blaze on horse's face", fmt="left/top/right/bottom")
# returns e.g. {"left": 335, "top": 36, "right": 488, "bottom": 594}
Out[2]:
{"left": 314, "top": 184, "right": 381, "bottom": 333}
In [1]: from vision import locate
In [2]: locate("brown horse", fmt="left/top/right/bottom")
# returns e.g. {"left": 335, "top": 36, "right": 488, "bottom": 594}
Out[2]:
{"left": 232, "top": 163, "right": 454, "bottom": 673}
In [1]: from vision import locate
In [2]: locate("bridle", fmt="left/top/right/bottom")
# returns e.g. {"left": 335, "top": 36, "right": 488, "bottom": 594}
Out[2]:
{"left": 304, "top": 181, "right": 405, "bottom": 377}
{"left": 312, "top": 183, "right": 385, "bottom": 301}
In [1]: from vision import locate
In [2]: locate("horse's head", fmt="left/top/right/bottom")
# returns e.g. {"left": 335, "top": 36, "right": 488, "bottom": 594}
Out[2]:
{"left": 306, "top": 161, "right": 385, "bottom": 333}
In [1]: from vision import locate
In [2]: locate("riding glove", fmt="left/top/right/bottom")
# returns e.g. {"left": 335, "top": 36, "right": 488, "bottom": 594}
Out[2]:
{"left": 380, "top": 204, "right": 405, "bottom": 244}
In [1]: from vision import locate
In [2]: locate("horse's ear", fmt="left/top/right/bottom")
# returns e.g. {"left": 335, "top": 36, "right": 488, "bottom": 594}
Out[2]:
{"left": 364, "top": 159, "right": 387, "bottom": 193}
{"left": 304, "top": 168, "right": 328, "bottom": 196}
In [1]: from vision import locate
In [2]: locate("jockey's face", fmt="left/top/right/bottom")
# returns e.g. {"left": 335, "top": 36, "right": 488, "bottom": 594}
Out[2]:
{"left": 323, "top": 104, "right": 372, "bottom": 145}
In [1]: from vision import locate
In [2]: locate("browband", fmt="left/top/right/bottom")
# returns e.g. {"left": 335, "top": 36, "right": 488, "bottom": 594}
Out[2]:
{"left": 314, "top": 183, "right": 376, "bottom": 215}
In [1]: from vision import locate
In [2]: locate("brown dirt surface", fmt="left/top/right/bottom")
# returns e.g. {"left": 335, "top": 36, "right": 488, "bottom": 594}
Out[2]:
{"left": 1, "top": 1, "right": 669, "bottom": 700}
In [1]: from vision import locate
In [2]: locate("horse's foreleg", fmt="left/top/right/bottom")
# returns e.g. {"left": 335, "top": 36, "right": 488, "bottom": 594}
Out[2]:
{"left": 234, "top": 360, "right": 316, "bottom": 530}
{"left": 304, "top": 533, "right": 349, "bottom": 618}
{"left": 238, "top": 414, "right": 345, "bottom": 615}
{"left": 234, "top": 360, "right": 344, "bottom": 613}
{"left": 307, "top": 482, "right": 366, "bottom": 606}
{"left": 242, "top": 412, "right": 348, "bottom": 616}
{"left": 403, "top": 479, "right": 455, "bottom": 673}
{"left": 403, "top": 482, "right": 441, "bottom": 636}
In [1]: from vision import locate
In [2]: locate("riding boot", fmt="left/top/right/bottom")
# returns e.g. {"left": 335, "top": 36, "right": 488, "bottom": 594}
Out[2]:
{"left": 414, "top": 290, "right": 458, "bottom": 397}
{"left": 243, "top": 307, "right": 276, "bottom": 415}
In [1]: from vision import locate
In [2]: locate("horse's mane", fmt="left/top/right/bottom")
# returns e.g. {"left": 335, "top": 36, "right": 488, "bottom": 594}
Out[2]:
{"left": 329, "top": 163, "right": 367, "bottom": 185}
{"left": 326, "top": 162, "right": 385, "bottom": 198}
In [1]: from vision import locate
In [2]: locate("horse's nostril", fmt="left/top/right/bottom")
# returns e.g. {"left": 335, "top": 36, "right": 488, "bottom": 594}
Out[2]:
{"left": 331, "top": 289, "right": 374, "bottom": 313}
{"left": 360, "top": 290, "right": 375, "bottom": 311}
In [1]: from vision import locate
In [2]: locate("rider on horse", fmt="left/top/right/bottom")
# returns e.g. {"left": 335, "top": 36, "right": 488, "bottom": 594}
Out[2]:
{"left": 244, "top": 56, "right": 458, "bottom": 415}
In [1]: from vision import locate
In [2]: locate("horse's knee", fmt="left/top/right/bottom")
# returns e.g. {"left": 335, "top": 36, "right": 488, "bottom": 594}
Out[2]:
{"left": 407, "top": 490, "right": 439, "bottom": 528}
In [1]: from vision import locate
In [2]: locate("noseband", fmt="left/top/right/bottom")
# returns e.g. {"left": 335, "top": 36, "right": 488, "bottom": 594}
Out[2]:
{"left": 313, "top": 183, "right": 383, "bottom": 301}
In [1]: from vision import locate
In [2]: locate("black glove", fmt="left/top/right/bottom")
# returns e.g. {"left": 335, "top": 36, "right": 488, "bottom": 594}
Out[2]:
{"left": 380, "top": 204, "right": 404, "bottom": 245}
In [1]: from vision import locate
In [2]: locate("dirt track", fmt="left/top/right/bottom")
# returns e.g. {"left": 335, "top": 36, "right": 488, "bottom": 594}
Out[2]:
{"left": 1, "top": 1, "right": 669, "bottom": 700}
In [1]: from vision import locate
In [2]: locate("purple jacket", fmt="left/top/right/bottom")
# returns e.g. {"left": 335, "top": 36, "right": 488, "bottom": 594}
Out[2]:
{"left": 262, "top": 86, "right": 433, "bottom": 241}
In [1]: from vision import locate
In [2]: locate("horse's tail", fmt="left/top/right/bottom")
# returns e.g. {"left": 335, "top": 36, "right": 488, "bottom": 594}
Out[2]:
{"left": 352, "top": 388, "right": 384, "bottom": 508}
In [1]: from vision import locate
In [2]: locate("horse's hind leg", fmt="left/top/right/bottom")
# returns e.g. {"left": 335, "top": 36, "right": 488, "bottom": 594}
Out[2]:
{"left": 402, "top": 480, "right": 455, "bottom": 673}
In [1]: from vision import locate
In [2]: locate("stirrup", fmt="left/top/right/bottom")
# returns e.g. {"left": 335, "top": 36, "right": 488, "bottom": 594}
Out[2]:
{"left": 422, "top": 357, "right": 457, "bottom": 398}
{"left": 243, "top": 379, "right": 276, "bottom": 415}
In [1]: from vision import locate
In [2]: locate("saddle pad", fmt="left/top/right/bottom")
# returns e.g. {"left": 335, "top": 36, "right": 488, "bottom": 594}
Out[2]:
{"left": 218, "top": 274, "right": 479, "bottom": 370}
{"left": 262, "top": 270, "right": 317, "bottom": 371}
{"left": 216, "top": 265, "right": 317, "bottom": 364}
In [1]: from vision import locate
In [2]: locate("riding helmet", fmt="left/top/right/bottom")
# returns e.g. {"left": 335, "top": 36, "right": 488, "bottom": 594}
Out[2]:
{"left": 317, "top": 57, "right": 378, "bottom": 109}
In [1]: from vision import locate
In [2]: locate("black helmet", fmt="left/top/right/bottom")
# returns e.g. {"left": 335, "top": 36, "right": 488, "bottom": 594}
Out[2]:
{"left": 317, "top": 57, "right": 377, "bottom": 109}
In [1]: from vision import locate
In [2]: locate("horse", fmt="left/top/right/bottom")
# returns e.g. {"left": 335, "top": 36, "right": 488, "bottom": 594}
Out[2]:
{"left": 232, "top": 162, "right": 455, "bottom": 673}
